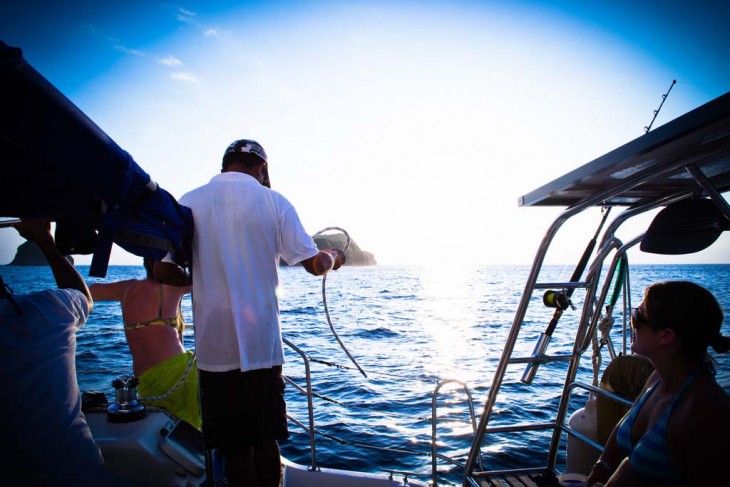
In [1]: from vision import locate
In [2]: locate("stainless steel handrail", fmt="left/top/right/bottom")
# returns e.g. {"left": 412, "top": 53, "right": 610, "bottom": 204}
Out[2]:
{"left": 431, "top": 379, "right": 482, "bottom": 486}
{"left": 556, "top": 381, "right": 634, "bottom": 455}
{"left": 465, "top": 188, "right": 691, "bottom": 483}
{"left": 507, "top": 354, "right": 574, "bottom": 365}
{"left": 282, "top": 337, "right": 318, "bottom": 471}
{"left": 546, "top": 196, "right": 675, "bottom": 469}
{"left": 533, "top": 281, "right": 592, "bottom": 289}
{"left": 464, "top": 204, "right": 579, "bottom": 478}
{"left": 545, "top": 189, "right": 703, "bottom": 471}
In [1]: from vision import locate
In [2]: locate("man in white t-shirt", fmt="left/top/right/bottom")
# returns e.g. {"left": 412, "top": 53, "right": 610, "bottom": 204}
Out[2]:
{"left": 0, "top": 219, "right": 115, "bottom": 485}
{"left": 156, "top": 139, "right": 345, "bottom": 486}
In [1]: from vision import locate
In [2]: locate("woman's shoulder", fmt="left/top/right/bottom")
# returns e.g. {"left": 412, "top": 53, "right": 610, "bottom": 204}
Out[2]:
{"left": 162, "top": 282, "right": 192, "bottom": 296}
{"left": 119, "top": 278, "right": 160, "bottom": 300}
{"left": 90, "top": 279, "right": 139, "bottom": 300}
{"left": 90, "top": 278, "right": 139, "bottom": 288}
{"left": 125, "top": 278, "right": 157, "bottom": 291}
{"left": 672, "top": 377, "right": 730, "bottom": 480}
{"left": 681, "top": 376, "right": 730, "bottom": 420}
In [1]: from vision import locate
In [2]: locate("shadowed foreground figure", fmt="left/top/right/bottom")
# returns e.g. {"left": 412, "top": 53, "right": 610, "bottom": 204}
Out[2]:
{"left": 587, "top": 281, "right": 730, "bottom": 486}
{"left": 0, "top": 219, "right": 120, "bottom": 485}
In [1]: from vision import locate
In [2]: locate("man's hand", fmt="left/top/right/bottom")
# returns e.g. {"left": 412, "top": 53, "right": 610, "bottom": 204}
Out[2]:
{"left": 13, "top": 219, "right": 91, "bottom": 305}
{"left": 301, "top": 248, "right": 346, "bottom": 276}
{"left": 13, "top": 219, "right": 54, "bottom": 249}
{"left": 330, "top": 249, "right": 346, "bottom": 270}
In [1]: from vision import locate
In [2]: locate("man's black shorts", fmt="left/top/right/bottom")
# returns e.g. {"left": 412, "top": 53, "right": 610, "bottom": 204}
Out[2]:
{"left": 199, "top": 366, "right": 288, "bottom": 455}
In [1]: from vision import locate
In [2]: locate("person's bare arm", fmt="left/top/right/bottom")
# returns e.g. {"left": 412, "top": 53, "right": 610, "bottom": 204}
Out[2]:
{"left": 171, "top": 284, "right": 193, "bottom": 296}
{"left": 604, "top": 457, "right": 643, "bottom": 486}
{"left": 13, "top": 219, "right": 92, "bottom": 308}
{"left": 89, "top": 281, "right": 134, "bottom": 301}
{"left": 586, "top": 424, "right": 628, "bottom": 485}
{"left": 587, "top": 371, "right": 660, "bottom": 486}
{"left": 153, "top": 261, "right": 192, "bottom": 287}
{"left": 300, "top": 249, "right": 345, "bottom": 276}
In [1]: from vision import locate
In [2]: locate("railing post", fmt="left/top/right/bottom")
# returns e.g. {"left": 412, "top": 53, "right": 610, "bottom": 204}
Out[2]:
{"left": 283, "top": 338, "right": 318, "bottom": 471}
{"left": 432, "top": 379, "right": 481, "bottom": 486}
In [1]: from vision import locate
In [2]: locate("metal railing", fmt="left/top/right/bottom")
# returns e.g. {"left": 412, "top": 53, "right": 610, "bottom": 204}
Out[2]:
{"left": 282, "top": 337, "right": 318, "bottom": 471}
{"left": 431, "top": 379, "right": 481, "bottom": 486}
{"left": 282, "top": 340, "right": 491, "bottom": 486}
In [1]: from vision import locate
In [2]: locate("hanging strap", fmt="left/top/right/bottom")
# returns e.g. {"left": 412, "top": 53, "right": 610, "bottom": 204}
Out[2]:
{"left": 592, "top": 255, "right": 628, "bottom": 386}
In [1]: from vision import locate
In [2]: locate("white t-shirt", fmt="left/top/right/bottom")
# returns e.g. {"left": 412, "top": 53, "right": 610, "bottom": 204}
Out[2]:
{"left": 178, "top": 172, "right": 318, "bottom": 372}
{"left": 0, "top": 288, "right": 106, "bottom": 484}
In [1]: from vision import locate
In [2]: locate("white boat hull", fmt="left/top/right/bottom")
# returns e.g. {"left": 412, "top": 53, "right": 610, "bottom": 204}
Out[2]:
{"left": 87, "top": 410, "right": 425, "bottom": 486}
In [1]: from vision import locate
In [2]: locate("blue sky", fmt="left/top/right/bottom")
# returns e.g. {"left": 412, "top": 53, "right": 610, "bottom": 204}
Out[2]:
{"left": 1, "top": 0, "right": 729, "bottom": 266}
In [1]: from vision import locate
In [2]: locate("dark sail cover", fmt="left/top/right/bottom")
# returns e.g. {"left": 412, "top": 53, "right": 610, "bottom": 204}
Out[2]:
{"left": 0, "top": 40, "right": 193, "bottom": 277}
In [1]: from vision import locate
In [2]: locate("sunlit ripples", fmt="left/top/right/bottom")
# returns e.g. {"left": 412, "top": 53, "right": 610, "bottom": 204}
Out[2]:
{"left": 2, "top": 263, "right": 728, "bottom": 486}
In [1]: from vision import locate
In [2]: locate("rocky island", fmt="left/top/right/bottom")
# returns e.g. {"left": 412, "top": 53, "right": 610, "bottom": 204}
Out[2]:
{"left": 5, "top": 241, "right": 75, "bottom": 266}
{"left": 312, "top": 233, "right": 376, "bottom": 266}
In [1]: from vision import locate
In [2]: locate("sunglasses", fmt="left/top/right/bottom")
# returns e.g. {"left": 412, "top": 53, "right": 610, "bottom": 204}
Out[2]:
{"left": 631, "top": 308, "right": 651, "bottom": 329}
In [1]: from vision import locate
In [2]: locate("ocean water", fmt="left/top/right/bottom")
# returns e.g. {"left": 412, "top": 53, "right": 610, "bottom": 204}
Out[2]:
{"left": 2, "top": 263, "right": 729, "bottom": 485}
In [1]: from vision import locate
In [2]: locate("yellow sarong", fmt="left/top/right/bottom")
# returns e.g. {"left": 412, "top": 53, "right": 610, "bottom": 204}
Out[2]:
{"left": 137, "top": 350, "right": 201, "bottom": 430}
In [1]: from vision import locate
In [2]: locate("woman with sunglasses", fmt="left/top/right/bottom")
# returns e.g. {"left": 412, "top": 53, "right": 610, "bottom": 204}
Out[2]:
{"left": 587, "top": 281, "right": 730, "bottom": 486}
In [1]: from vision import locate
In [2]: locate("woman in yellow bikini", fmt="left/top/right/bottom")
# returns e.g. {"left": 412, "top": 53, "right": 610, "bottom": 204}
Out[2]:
{"left": 90, "top": 258, "right": 200, "bottom": 429}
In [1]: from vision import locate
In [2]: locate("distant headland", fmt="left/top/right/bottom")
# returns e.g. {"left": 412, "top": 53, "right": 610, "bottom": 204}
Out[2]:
{"left": 312, "top": 233, "right": 376, "bottom": 266}
{"left": 5, "top": 241, "right": 75, "bottom": 266}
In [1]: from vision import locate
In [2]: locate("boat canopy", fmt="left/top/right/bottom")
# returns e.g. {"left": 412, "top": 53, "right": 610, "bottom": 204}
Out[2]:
{"left": 0, "top": 41, "right": 193, "bottom": 277}
{"left": 519, "top": 91, "right": 730, "bottom": 209}
{"left": 464, "top": 91, "right": 730, "bottom": 487}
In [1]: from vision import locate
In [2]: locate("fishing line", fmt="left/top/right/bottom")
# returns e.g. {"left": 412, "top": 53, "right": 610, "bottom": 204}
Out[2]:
{"left": 312, "top": 226, "right": 367, "bottom": 378}
{"left": 302, "top": 422, "right": 429, "bottom": 458}
{"left": 305, "top": 355, "right": 439, "bottom": 382}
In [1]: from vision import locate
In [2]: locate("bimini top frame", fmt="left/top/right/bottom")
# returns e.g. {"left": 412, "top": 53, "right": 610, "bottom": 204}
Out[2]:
{"left": 518, "top": 91, "right": 730, "bottom": 210}
{"left": 463, "top": 91, "right": 730, "bottom": 486}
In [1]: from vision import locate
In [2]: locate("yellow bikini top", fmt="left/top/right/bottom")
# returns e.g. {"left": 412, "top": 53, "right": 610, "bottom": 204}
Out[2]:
{"left": 124, "top": 284, "right": 185, "bottom": 339}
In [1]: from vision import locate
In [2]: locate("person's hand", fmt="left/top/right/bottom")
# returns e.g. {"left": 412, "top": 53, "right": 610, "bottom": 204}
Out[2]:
{"left": 14, "top": 218, "right": 90, "bottom": 301}
{"left": 330, "top": 248, "right": 346, "bottom": 270}
{"left": 302, "top": 249, "right": 346, "bottom": 276}
{"left": 604, "top": 458, "right": 639, "bottom": 486}
{"left": 13, "top": 219, "right": 54, "bottom": 247}
{"left": 586, "top": 459, "right": 612, "bottom": 486}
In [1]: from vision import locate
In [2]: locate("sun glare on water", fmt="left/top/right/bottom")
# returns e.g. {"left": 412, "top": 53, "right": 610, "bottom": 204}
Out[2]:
{"left": 414, "top": 263, "right": 485, "bottom": 381}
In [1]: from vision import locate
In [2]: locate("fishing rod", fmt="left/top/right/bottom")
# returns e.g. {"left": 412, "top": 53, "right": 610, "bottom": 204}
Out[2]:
{"left": 521, "top": 206, "right": 611, "bottom": 384}
{"left": 644, "top": 79, "right": 676, "bottom": 133}
{"left": 312, "top": 226, "right": 367, "bottom": 378}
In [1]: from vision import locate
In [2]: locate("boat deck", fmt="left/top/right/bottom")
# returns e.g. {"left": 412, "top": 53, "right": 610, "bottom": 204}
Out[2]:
{"left": 480, "top": 474, "right": 539, "bottom": 486}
